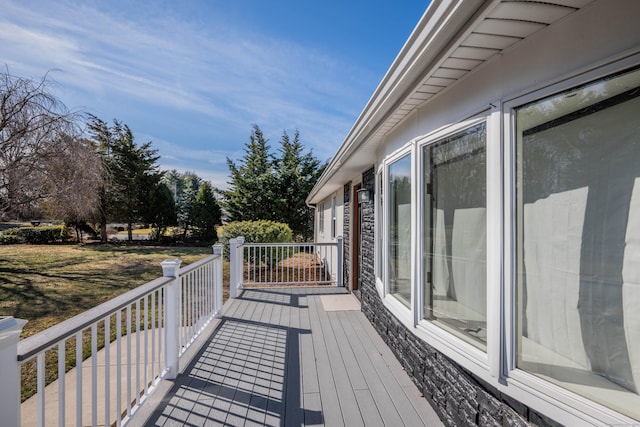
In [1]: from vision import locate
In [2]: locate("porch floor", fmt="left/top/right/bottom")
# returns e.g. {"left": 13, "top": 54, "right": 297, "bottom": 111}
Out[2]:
{"left": 144, "top": 286, "right": 443, "bottom": 426}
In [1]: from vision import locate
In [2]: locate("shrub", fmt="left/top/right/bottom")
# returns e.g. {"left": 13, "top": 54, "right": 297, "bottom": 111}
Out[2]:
{"left": 0, "top": 233, "right": 25, "bottom": 244}
{"left": 0, "top": 224, "right": 70, "bottom": 244}
{"left": 217, "top": 220, "right": 293, "bottom": 260}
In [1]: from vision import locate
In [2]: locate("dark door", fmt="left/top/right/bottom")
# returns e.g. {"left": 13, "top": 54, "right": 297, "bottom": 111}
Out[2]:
{"left": 352, "top": 184, "right": 362, "bottom": 292}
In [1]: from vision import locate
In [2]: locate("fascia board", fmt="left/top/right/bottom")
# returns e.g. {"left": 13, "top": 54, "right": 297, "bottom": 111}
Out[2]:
{"left": 307, "top": 0, "right": 487, "bottom": 205}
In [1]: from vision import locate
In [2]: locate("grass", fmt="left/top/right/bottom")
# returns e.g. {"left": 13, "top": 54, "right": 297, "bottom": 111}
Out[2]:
{"left": 0, "top": 243, "right": 227, "bottom": 339}
{"left": 0, "top": 243, "right": 230, "bottom": 401}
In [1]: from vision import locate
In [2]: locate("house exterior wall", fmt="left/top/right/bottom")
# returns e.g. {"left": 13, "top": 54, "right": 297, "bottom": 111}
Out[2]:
{"left": 346, "top": 1, "right": 640, "bottom": 425}
{"left": 357, "top": 165, "right": 549, "bottom": 426}
{"left": 313, "top": 187, "right": 344, "bottom": 282}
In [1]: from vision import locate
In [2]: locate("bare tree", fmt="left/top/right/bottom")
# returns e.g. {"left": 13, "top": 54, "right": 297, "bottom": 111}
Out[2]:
{"left": 0, "top": 68, "right": 79, "bottom": 217}
{"left": 38, "top": 134, "right": 103, "bottom": 241}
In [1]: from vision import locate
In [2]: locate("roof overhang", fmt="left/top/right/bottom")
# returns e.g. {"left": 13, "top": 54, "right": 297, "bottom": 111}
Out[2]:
{"left": 306, "top": 0, "right": 594, "bottom": 205}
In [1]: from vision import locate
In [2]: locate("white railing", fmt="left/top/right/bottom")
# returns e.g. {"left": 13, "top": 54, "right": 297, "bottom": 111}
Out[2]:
{"left": 229, "top": 237, "right": 343, "bottom": 298}
{"left": 1, "top": 244, "right": 223, "bottom": 427}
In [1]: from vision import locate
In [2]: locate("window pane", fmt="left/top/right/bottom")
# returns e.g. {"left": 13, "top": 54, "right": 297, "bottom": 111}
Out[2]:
{"left": 423, "top": 123, "right": 487, "bottom": 349}
{"left": 516, "top": 67, "right": 640, "bottom": 421}
{"left": 388, "top": 155, "right": 412, "bottom": 307}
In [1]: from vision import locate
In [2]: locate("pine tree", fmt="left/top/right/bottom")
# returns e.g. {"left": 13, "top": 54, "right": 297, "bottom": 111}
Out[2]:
{"left": 145, "top": 182, "right": 177, "bottom": 241}
{"left": 191, "top": 181, "right": 222, "bottom": 242}
{"left": 274, "top": 130, "right": 325, "bottom": 240}
{"left": 223, "top": 126, "right": 325, "bottom": 240}
{"left": 87, "top": 115, "right": 120, "bottom": 242}
{"left": 87, "top": 116, "right": 163, "bottom": 242}
{"left": 223, "top": 125, "right": 277, "bottom": 222}
{"left": 161, "top": 170, "right": 204, "bottom": 240}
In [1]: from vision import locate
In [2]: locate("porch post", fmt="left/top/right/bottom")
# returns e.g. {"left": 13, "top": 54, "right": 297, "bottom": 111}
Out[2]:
{"left": 236, "top": 236, "right": 244, "bottom": 294}
{"left": 337, "top": 236, "right": 344, "bottom": 287}
{"left": 212, "top": 244, "right": 224, "bottom": 318}
{"left": 161, "top": 259, "right": 182, "bottom": 380}
{"left": 229, "top": 238, "right": 239, "bottom": 299}
{"left": 0, "top": 316, "right": 27, "bottom": 427}
{"left": 229, "top": 237, "right": 245, "bottom": 299}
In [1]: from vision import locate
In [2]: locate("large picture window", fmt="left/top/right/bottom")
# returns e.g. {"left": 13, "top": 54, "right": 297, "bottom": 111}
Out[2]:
{"left": 423, "top": 123, "right": 487, "bottom": 349}
{"left": 388, "top": 154, "right": 412, "bottom": 307}
{"left": 515, "top": 67, "right": 640, "bottom": 420}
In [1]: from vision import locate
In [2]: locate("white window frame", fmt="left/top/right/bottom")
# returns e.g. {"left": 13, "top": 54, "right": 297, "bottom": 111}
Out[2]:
{"left": 371, "top": 52, "right": 640, "bottom": 426}
{"left": 411, "top": 114, "right": 498, "bottom": 378}
{"left": 375, "top": 165, "right": 384, "bottom": 297}
{"left": 318, "top": 202, "right": 325, "bottom": 238}
{"left": 382, "top": 144, "right": 415, "bottom": 327}
{"left": 330, "top": 196, "right": 337, "bottom": 240}
{"left": 502, "top": 54, "right": 640, "bottom": 426}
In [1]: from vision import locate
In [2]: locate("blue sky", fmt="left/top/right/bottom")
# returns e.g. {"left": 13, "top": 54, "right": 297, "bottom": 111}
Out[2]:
{"left": 1, "top": 0, "right": 427, "bottom": 188}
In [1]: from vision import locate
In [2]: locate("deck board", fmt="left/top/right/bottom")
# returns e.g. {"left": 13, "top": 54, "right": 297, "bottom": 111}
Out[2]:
{"left": 143, "top": 287, "right": 443, "bottom": 427}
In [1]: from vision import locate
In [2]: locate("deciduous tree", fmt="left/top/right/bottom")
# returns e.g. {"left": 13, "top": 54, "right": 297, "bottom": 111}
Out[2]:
{"left": 0, "top": 69, "right": 80, "bottom": 217}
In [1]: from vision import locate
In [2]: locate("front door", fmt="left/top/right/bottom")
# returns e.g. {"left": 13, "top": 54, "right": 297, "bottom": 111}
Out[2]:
{"left": 352, "top": 184, "right": 362, "bottom": 293}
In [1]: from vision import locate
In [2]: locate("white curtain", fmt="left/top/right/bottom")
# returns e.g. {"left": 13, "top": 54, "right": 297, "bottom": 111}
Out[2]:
{"left": 623, "top": 177, "right": 640, "bottom": 391}
{"left": 451, "top": 208, "right": 487, "bottom": 320}
{"left": 523, "top": 187, "right": 589, "bottom": 368}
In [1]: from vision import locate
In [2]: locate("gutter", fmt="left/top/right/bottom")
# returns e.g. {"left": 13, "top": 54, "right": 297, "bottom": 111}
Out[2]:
{"left": 306, "top": 0, "right": 487, "bottom": 205}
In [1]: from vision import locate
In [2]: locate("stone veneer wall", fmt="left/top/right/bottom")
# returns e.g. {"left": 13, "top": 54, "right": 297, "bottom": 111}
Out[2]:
{"left": 356, "top": 167, "right": 559, "bottom": 427}
{"left": 342, "top": 182, "right": 351, "bottom": 288}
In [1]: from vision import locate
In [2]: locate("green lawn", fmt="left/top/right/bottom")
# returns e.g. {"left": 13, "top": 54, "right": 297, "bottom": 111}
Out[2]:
{"left": 0, "top": 243, "right": 224, "bottom": 339}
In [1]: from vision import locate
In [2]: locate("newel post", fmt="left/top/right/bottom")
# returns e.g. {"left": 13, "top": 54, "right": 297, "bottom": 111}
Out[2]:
{"left": 212, "top": 244, "right": 224, "bottom": 318}
{"left": 161, "top": 259, "right": 182, "bottom": 380}
{"left": 0, "top": 316, "right": 27, "bottom": 427}
{"left": 229, "top": 237, "right": 244, "bottom": 299}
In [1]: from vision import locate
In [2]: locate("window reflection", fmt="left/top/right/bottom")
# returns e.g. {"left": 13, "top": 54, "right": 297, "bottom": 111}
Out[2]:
{"left": 423, "top": 123, "right": 487, "bottom": 349}
{"left": 516, "top": 67, "right": 640, "bottom": 421}
{"left": 388, "top": 155, "right": 412, "bottom": 307}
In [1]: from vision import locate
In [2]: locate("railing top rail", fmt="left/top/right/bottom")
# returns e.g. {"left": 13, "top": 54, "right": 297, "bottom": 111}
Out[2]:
{"left": 179, "top": 254, "right": 219, "bottom": 275}
{"left": 17, "top": 275, "right": 172, "bottom": 362}
{"left": 240, "top": 242, "right": 338, "bottom": 248}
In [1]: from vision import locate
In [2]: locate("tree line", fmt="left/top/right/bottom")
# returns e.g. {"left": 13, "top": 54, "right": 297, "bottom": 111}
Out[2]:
{"left": 1, "top": 69, "right": 325, "bottom": 242}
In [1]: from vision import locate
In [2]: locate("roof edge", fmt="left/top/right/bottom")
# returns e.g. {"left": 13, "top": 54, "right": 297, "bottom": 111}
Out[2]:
{"left": 306, "top": 0, "right": 487, "bottom": 204}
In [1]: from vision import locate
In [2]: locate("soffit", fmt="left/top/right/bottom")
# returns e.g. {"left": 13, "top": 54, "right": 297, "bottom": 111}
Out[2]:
{"left": 307, "top": 0, "right": 595, "bottom": 205}
{"left": 377, "top": 0, "right": 594, "bottom": 144}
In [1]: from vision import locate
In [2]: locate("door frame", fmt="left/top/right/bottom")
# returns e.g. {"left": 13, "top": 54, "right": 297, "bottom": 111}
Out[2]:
{"left": 352, "top": 183, "right": 362, "bottom": 292}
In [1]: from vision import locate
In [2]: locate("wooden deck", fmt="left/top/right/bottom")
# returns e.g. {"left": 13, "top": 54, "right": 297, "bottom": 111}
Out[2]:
{"left": 141, "top": 287, "right": 443, "bottom": 426}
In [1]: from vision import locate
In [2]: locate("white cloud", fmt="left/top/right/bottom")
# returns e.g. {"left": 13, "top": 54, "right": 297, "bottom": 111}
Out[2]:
{"left": 0, "top": 0, "right": 378, "bottom": 187}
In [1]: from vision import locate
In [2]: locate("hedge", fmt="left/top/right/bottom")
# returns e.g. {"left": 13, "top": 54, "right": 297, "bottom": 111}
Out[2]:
{"left": 0, "top": 224, "right": 70, "bottom": 244}
{"left": 217, "top": 220, "right": 293, "bottom": 260}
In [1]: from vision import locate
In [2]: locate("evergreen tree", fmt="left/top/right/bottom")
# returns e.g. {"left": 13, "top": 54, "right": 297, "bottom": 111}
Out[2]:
{"left": 274, "top": 130, "right": 325, "bottom": 240}
{"left": 145, "top": 182, "right": 177, "bottom": 241}
{"left": 110, "top": 126, "right": 162, "bottom": 241}
{"left": 191, "top": 181, "right": 222, "bottom": 242}
{"left": 161, "top": 170, "right": 203, "bottom": 240}
{"left": 223, "top": 125, "right": 277, "bottom": 222}
{"left": 87, "top": 115, "right": 120, "bottom": 242}
{"left": 87, "top": 115, "right": 163, "bottom": 242}
{"left": 223, "top": 126, "right": 325, "bottom": 240}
